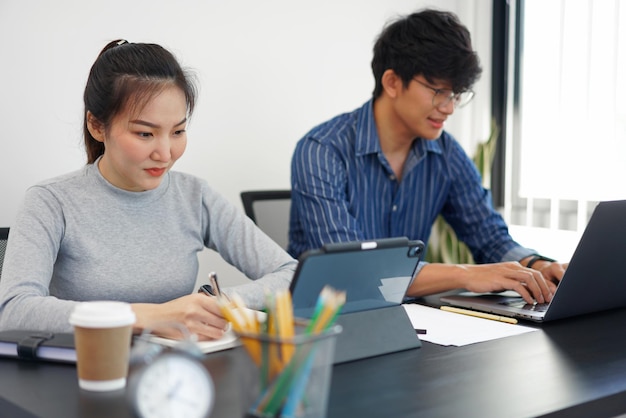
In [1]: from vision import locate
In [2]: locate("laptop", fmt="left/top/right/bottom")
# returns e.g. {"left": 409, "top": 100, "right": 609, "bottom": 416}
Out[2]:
{"left": 290, "top": 237, "right": 424, "bottom": 363}
{"left": 441, "top": 200, "right": 626, "bottom": 322}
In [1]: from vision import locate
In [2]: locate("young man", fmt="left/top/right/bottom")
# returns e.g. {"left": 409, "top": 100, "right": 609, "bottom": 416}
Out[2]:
{"left": 288, "top": 9, "right": 566, "bottom": 304}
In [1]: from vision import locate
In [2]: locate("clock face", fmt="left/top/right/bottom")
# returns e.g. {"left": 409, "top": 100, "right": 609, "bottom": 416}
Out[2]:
{"left": 132, "top": 353, "right": 214, "bottom": 418}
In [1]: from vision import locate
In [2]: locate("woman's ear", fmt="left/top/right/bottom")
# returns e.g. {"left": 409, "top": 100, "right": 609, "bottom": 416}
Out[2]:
{"left": 86, "top": 111, "right": 105, "bottom": 143}
{"left": 381, "top": 69, "right": 402, "bottom": 99}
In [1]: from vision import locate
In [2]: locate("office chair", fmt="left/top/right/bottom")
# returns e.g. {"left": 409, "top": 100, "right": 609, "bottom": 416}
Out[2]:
{"left": 0, "top": 228, "right": 9, "bottom": 281}
{"left": 240, "top": 190, "right": 291, "bottom": 250}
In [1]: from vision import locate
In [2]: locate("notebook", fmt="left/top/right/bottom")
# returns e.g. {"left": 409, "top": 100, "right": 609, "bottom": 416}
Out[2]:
{"left": 0, "top": 331, "right": 76, "bottom": 363}
{"left": 290, "top": 237, "right": 424, "bottom": 363}
{"left": 440, "top": 200, "right": 626, "bottom": 322}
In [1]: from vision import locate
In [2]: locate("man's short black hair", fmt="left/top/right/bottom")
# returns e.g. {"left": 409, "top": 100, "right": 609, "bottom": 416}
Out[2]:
{"left": 371, "top": 9, "right": 482, "bottom": 98}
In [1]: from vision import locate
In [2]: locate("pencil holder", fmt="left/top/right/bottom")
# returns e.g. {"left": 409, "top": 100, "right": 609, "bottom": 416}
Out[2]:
{"left": 237, "top": 323, "right": 342, "bottom": 418}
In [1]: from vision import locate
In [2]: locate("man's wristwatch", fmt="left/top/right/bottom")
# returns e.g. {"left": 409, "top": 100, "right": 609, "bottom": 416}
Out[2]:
{"left": 526, "top": 255, "right": 556, "bottom": 269}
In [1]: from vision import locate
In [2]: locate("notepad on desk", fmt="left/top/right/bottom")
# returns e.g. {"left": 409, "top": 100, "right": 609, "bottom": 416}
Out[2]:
{"left": 147, "top": 308, "right": 266, "bottom": 354}
{"left": 402, "top": 304, "right": 538, "bottom": 346}
{"left": 148, "top": 329, "right": 241, "bottom": 353}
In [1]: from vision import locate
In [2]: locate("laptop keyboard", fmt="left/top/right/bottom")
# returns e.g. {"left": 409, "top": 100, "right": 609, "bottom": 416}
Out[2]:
{"left": 499, "top": 298, "right": 550, "bottom": 312}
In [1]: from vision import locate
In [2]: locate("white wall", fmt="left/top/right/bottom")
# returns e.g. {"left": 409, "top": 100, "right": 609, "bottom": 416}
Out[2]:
{"left": 0, "top": 0, "right": 493, "bottom": 287}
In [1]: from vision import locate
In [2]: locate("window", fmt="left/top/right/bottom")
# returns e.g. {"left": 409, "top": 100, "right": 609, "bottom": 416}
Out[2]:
{"left": 501, "top": 0, "right": 626, "bottom": 259}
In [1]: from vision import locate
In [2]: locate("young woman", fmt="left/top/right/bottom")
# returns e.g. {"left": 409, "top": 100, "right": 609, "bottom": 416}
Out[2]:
{"left": 0, "top": 40, "right": 296, "bottom": 340}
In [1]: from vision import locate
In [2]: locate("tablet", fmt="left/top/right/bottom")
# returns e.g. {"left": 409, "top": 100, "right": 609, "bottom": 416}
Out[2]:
{"left": 289, "top": 237, "right": 425, "bottom": 363}
{"left": 290, "top": 237, "right": 424, "bottom": 316}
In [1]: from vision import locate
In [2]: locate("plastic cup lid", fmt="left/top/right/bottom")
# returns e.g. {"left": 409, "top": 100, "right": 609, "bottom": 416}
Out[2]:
{"left": 69, "top": 301, "right": 136, "bottom": 328}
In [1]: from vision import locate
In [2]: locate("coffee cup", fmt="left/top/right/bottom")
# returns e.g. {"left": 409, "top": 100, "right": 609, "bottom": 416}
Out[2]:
{"left": 69, "top": 301, "right": 136, "bottom": 391}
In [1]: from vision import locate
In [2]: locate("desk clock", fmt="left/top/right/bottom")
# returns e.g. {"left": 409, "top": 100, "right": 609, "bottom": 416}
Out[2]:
{"left": 127, "top": 326, "right": 215, "bottom": 418}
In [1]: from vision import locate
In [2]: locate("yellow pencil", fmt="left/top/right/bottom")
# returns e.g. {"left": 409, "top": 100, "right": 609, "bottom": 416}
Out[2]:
{"left": 231, "top": 293, "right": 257, "bottom": 331}
{"left": 266, "top": 294, "right": 282, "bottom": 378}
{"left": 311, "top": 293, "right": 338, "bottom": 334}
{"left": 277, "top": 290, "right": 295, "bottom": 363}
{"left": 216, "top": 296, "right": 262, "bottom": 364}
{"left": 440, "top": 306, "right": 518, "bottom": 324}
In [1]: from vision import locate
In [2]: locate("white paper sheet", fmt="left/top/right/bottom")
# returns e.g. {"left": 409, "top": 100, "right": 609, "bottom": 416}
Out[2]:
{"left": 403, "top": 304, "right": 538, "bottom": 346}
{"left": 149, "top": 329, "right": 240, "bottom": 353}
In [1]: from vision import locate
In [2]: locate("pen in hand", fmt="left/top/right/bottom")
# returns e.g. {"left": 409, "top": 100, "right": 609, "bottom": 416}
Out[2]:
{"left": 198, "top": 272, "right": 234, "bottom": 336}
{"left": 199, "top": 283, "right": 215, "bottom": 297}
{"left": 209, "top": 272, "right": 222, "bottom": 296}
{"left": 198, "top": 271, "right": 232, "bottom": 304}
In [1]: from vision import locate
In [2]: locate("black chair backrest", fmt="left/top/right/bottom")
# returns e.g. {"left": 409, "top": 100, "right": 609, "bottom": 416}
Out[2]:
{"left": 0, "top": 228, "right": 9, "bottom": 281}
{"left": 240, "top": 190, "right": 291, "bottom": 250}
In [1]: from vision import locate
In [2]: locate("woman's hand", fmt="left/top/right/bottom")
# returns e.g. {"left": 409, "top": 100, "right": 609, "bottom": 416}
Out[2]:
{"left": 132, "top": 293, "right": 229, "bottom": 341}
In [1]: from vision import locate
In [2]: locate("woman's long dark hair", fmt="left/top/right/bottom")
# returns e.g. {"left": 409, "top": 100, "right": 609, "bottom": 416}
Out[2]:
{"left": 83, "top": 40, "right": 197, "bottom": 164}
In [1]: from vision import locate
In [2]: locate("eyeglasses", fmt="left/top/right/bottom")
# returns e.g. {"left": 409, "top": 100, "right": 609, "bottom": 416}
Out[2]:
{"left": 413, "top": 78, "right": 474, "bottom": 109}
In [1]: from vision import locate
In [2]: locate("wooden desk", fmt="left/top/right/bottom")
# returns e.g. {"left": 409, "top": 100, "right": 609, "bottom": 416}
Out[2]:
{"left": 2, "top": 306, "right": 626, "bottom": 418}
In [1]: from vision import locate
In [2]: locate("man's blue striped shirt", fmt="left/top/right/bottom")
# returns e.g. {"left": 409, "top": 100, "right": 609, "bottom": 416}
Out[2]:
{"left": 288, "top": 99, "right": 533, "bottom": 264}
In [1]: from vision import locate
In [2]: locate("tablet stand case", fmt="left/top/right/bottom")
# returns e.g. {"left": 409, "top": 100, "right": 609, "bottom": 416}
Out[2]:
{"left": 290, "top": 237, "right": 424, "bottom": 364}
{"left": 332, "top": 304, "right": 420, "bottom": 363}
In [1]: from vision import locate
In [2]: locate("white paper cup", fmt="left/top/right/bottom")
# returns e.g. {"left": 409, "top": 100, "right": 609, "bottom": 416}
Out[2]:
{"left": 69, "top": 301, "right": 136, "bottom": 391}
